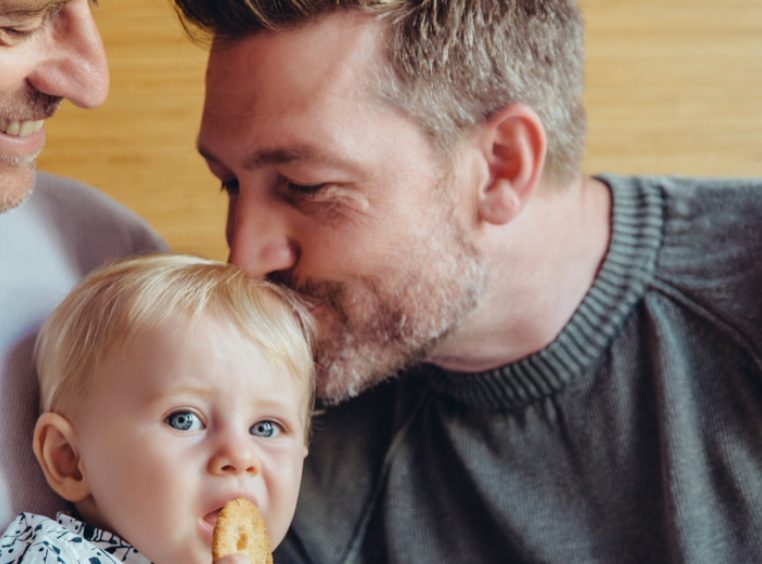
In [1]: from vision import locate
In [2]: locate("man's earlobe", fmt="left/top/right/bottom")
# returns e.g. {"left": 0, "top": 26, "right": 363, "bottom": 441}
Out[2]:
{"left": 476, "top": 104, "right": 547, "bottom": 225}
{"left": 33, "top": 412, "right": 90, "bottom": 502}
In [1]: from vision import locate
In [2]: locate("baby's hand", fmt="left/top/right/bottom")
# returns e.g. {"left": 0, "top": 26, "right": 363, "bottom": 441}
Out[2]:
{"left": 214, "top": 555, "right": 252, "bottom": 564}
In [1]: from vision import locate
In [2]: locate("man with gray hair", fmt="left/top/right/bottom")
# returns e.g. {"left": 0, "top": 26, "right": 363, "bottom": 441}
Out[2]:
{"left": 174, "top": 1, "right": 762, "bottom": 562}
{"left": 0, "top": 0, "right": 164, "bottom": 530}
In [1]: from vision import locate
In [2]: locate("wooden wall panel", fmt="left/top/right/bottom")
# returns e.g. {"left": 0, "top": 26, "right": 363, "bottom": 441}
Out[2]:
{"left": 583, "top": 0, "right": 762, "bottom": 177}
{"left": 38, "top": 1, "right": 762, "bottom": 261}
{"left": 38, "top": 0, "right": 224, "bottom": 258}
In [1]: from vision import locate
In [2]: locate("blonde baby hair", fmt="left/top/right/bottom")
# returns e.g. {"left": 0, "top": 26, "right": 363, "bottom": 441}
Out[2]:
{"left": 34, "top": 253, "right": 315, "bottom": 420}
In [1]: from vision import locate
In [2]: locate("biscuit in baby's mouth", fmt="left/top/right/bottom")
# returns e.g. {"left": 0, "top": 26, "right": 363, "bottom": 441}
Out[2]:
{"left": 212, "top": 497, "right": 273, "bottom": 564}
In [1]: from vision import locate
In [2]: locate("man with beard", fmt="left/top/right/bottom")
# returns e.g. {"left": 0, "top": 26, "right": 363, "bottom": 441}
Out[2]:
{"left": 173, "top": 1, "right": 762, "bottom": 562}
{"left": 0, "top": 0, "right": 164, "bottom": 529}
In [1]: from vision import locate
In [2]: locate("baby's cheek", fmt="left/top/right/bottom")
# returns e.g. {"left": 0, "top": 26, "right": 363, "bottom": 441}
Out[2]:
{"left": 262, "top": 450, "right": 306, "bottom": 547}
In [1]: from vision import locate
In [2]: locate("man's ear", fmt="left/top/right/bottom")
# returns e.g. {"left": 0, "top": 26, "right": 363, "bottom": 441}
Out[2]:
{"left": 33, "top": 412, "right": 90, "bottom": 502}
{"left": 474, "top": 103, "right": 547, "bottom": 225}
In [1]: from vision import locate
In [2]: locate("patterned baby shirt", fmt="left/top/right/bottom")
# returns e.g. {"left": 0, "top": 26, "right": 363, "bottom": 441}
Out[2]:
{"left": 0, "top": 512, "right": 150, "bottom": 563}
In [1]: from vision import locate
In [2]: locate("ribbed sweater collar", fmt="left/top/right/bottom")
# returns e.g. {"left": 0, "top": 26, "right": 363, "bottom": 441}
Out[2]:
{"left": 425, "top": 175, "right": 665, "bottom": 410}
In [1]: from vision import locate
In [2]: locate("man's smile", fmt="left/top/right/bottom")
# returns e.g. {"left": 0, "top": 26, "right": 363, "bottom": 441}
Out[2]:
{"left": 0, "top": 118, "right": 45, "bottom": 138}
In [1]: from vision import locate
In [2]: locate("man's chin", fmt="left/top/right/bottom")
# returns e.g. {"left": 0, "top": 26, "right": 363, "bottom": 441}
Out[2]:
{"left": 313, "top": 342, "right": 383, "bottom": 404}
{"left": 0, "top": 166, "right": 35, "bottom": 212}
{"left": 313, "top": 333, "right": 431, "bottom": 405}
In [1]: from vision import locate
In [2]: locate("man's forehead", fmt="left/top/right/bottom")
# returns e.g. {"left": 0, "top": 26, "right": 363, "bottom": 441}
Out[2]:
{"left": 0, "top": 0, "right": 67, "bottom": 17}
{"left": 205, "top": 11, "right": 383, "bottom": 107}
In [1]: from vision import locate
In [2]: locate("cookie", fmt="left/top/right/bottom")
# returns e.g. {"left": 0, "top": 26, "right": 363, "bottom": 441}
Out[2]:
{"left": 212, "top": 497, "right": 273, "bottom": 564}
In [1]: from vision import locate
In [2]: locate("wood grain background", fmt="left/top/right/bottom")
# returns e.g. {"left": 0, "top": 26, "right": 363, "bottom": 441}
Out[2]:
{"left": 38, "top": 0, "right": 762, "bottom": 261}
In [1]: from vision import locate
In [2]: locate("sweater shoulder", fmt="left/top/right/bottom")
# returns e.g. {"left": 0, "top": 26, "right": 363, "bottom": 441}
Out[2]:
{"left": 641, "top": 176, "right": 762, "bottom": 349}
{"left": 31, "top": 172, "right": 167, "bottom": 271}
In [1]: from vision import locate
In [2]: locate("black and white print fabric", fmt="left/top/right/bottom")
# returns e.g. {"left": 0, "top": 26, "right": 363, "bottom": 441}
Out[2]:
{"left": 0, "top": 512, "right": 150, "bottom": 563}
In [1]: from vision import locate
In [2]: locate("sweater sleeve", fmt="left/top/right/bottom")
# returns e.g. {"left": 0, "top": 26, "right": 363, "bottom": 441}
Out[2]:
{"left": 653, "top": 176, "right": 762, "bottom": 367}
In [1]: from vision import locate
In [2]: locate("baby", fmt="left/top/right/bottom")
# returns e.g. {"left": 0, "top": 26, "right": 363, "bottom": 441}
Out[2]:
{"left": 0, "top": 254, "right": 315, "bottom": 563}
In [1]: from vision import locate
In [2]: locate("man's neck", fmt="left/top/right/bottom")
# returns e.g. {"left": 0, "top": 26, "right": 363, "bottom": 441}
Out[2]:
{"left": 427, "top": 175, "right": 612, "bottom": 373}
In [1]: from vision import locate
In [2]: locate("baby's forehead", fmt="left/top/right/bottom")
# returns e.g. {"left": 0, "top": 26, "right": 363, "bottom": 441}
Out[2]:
{"left": 114, "top": 313, "right": 311, "bottom": 398}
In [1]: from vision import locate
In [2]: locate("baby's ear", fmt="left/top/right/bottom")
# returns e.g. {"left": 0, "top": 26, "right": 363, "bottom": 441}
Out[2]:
{"left": 33, "top": 412, "right": 90, "bottom": 502}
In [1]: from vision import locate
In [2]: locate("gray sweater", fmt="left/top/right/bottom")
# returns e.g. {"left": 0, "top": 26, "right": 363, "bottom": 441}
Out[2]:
{"left": 277, "top": 175, "right": 762, "bottom": 564}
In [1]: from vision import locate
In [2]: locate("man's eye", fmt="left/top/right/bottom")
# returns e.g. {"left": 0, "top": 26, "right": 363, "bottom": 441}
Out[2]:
{"left": 165, "top": 410, "right": 204, "bottom": 431}
{"left": 287, "top": 182, "right": 326, "bottom": 198}
{"left": 220, "top": 179, "right": 239, "bottom": 195}
{"left": 3, "top": 27, "right": 29, "bottom": 36}
{"left": 0, "top": 26, "right": 35, "bottom": 42}
{"left": 0, "top": 11, "right": 50, "bottom": 43}
{"left": 250, "top": 420, "right": 282, "bottom": 439}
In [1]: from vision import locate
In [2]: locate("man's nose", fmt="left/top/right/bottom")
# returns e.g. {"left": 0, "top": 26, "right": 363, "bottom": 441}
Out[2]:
{"left": 226, "top": 193, "right": 298, "bottom": 279}
{"left": 27, "top": 0, "right": 109, "bottom": 108}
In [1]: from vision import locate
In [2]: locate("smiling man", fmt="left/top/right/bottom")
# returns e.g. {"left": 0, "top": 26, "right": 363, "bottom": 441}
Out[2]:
{"left": 0, "top": 0, "right": 164, "bottom": 529}
{"left": 174, "top": 1, "right": 762, "bottom": 563}
{"left": 0, "top": 0, "right": 106, "bottom": 210}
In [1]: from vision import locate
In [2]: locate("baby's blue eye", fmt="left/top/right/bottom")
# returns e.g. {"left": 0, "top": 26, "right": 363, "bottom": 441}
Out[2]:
{"left": 166, "top": 411, "right": 204, "bottom": 431}
{"left": 250, "top": 420, "right": 281, "bottom": 438}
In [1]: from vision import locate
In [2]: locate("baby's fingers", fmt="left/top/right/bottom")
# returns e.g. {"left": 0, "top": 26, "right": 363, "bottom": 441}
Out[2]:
{"left": 214, "top": 555, "right": 252, "bottom": 564}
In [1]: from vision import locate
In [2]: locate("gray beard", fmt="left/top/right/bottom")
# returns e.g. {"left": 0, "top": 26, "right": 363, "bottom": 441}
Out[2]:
{"left": 0, "top": 87, "right": 60, "bottom": 212}
{"left": 313, "top": 216, "right": 486, "bottom": 404}
{"left": 0, "top": 165, "right": 35, "bottom": 213}
{"left": 0, "top": 191, "right": 31, "bottom": 212}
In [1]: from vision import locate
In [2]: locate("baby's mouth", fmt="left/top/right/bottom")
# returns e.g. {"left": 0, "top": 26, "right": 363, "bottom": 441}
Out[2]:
{"left": 204, "top": 508, "right": 223, "bottom": 528}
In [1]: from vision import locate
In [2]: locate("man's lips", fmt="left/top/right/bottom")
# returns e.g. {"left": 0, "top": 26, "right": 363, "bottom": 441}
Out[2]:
{"left": 0, "top": 118, "right": 45, "bottom": 138}
{"left": 0, "top": 118, "right": 46, "bottom": 160}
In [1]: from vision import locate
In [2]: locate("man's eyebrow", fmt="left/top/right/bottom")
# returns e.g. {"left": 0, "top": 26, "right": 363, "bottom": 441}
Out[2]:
{"left": 243, "top": 145, "right": 353, "bottom": 170}
{"left": 197, "top": 143, "right": 357, "bottom": 172}
{"left": 1, "top": 0, "right": 69, "bottom": 18}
